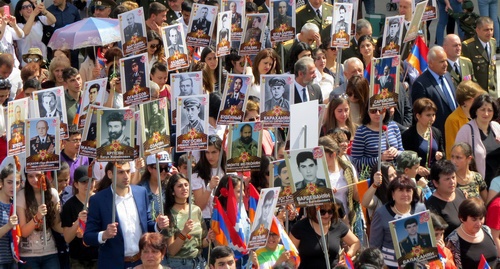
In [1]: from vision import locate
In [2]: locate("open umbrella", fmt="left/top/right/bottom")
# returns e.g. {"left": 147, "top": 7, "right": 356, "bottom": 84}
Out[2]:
{"left": 47, "top": 18, "right": 121, "bottom": 50}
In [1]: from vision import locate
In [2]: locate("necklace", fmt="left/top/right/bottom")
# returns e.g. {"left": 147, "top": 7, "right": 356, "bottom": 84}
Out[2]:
{"left": 393, "top": 204, "right": 410, "bottom": 215}
{"left": 456, "top": 171, "right": 470, "bottom": 184}
{"left": 460, "top": 224, "right": 479, "bottom": 238}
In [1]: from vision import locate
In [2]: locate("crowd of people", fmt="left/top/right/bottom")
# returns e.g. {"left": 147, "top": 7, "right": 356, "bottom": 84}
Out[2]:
{"left": 0, "top": 0, "right": 498, "bottom": 268}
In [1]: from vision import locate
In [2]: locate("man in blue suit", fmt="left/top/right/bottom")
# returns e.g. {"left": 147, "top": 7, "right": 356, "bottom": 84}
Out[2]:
{"left": 84, "top": 162, "right": 169, "bottom": 268}
{"left": 411, "top": 46, "right": 457, "bottom": 136}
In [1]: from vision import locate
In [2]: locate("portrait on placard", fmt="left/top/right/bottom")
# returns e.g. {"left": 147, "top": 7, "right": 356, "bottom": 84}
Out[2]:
{"left": 79, "top": 106, "right": 100, "bottom": 158}
{"left": 270, "top": 0, "right": 295, "bottom": 43}
{"left": 175, "top": 94, "right": 209, "bottom": 153}
{"left": 140, "top": 98, "right": 170, "bottom": 156}
{"left": 286, "top": 146, "right": 333, "bottom": 207}
{"left": 414, "top": 0, "right": 437, "bottom": 21}
{"left": 218, "top": 75, "right": 251, "bottom": 125}
{"left": 162, "top": 25, "right": 190, "bottom": 71}
{"left": 119, "top": 7, "right": 147, "bottom": 55}
{"left": 369, "top": 56, "right": 400, "bottom": 109}
{"left": 7, "top": 98, "right": 29, "bottom": 156}
{"left": 216, "top": 11, "right": 232, "bottom": 57}
{"left": 96, "top": 108, "right": 135, "bottom": 161}
{"left": 25, "top": 117, "right": 60, "bottom": 172}
{"left": 226, "top": 122, "right": 263, "bottom": 172}
{"left": 120, "top": 53, "right": 150, "bottom": 107}
{"left": 335, "top": 0, "right": 358, "bottom": 36}
{"left": 260, "top": 74, "right": 293, "bottom": 127}
{"left": 224, "top": 0, "right": 244, "bottom": 41}
{"left": 186, "top": 4, "right": 217, "bottom": 47}
{"left": 381, "top": 16, "right": 404, "bottom": 57}
{"left": 170, "top": 71, "right": 203, "bottom": 125}
{"left": 404, "top": 1, "right": 427, "bottom": 43}
{"left": 79, "top": 78, "right": 107, "bottom": 129}
{"left": 239, "top": 13, "right": 268, "bottom": 55}
{"left": 389, "top": 211, "right": 439, "bottom": 267}
{"left": 331, "top": 3, "right": 352, "bottom": 48}
{"left": 271, "top": 159, "right": 294, "bottom": 206}
{"left": 248, "top": 187, "right": 280, "bottom": 250}
{"left": 33, "top": 87, "right": 69, "bottom": 139}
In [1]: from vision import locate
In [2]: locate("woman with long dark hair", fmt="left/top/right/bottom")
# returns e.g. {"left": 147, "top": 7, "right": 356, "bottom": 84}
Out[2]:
{"left": 17, "top": 171, "right": 63, "bottom": 268}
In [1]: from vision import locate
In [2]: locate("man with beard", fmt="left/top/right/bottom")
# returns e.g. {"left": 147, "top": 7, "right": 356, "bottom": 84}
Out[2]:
{"left": 231, "top": 124, "right": 258, "bottom": 157}
{"left": 274, "top": 1, "right": 292, "bottom": 27}
{"left": 181, "top": 97, "right": 205, "bottom": 134}
{"left": 265, "top": 77, "right": 289, "bottom": 111}
{"left": 146, "top": 102, "right": 165, "bottom": 137}
{"left": 224, "top": 77, "right": 245, "bottom": 109}
{"left": 102, "top": 112, "right": 130, "bottom": 147}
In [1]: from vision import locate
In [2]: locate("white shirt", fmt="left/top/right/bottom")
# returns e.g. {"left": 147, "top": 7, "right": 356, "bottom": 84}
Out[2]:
{"left": 0, "top": 25, "right": 24, "bottom": 68}
{"left": 294, "top": 80, "right": 310, "bottom": 102}
{"left": 115, "top": 187, "right": 142, "bottom": 256}
{"left": 17, "top": 17, "right": 52, "bottom": 66}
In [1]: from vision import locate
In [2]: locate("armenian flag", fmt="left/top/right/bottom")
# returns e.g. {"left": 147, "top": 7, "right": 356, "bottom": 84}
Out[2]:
{"left": 248, "top": 183, "right": 259, "bottom": 223}
{"left": 407, "top": 36, "right": 429, "bottom": 74}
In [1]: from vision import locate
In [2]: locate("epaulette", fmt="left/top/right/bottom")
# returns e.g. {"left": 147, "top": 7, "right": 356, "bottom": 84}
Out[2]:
{"left": 296, "top": 5, "right": 306, "bottom": 12}
{"left": 258, "top": 5, "right": 263, "bottom": 10}
{"left": 460, "top": 55, "right": 472, "bottom": 62}
{"left": 323, "top": 2, "right": 333, "bottom": 7}
{"left": 463, "top": 37, "right": 475, "bottom": 45}
{"left": 283, "top": 39, "right": 293, "bottom": 46}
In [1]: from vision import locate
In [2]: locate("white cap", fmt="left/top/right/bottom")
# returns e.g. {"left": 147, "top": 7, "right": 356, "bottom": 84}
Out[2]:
{"left": 146, "top": 151, "right": 171, "bottom": 165}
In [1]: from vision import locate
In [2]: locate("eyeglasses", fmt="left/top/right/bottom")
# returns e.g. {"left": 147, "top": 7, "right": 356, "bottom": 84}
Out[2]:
{"left": 320, "top": 209, "right": 335, "bottom": 215}
{"left": 150, "top": 165, "right": 170, "bottom": 172}
{"left": 369, "top": 108, "right": 387, "bottom": 114}
{"left": 149, "top": 44, "right": 159, "bottom": 49}
{"left": 21, "top": 4, "right": 32, "bottom": 9}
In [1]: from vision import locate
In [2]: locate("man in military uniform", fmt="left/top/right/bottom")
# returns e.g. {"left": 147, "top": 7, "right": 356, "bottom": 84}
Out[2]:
{"left": 341, "top": 19, "right": 372, "bottom": 62}
{"left": 273, "top": 1, "right": 292, "bottom": 27}
{"left": 276, "top": 22, "right": 320, "bottom": 72}
{"left": 385, "top": 17, "right": 400, "bottom": 46}
{"left": 192, "top": 6, "right": 211, "bottom": 35}
{"left": 102, "top": 112, "right": 130, "bottom": 147}
{"left": 225, "top": 77, "right": 245, "bottom": 110}
{"left": 167, "top": 27, "right": 185, "bottom": 55}
{"left": 166, "top": 0, "right": 183, "bottom": 25}
{"left": 295, "top": 0, "right": 333, "bottom": 44}
{"left": 128, "top": 59, "right": 146, "bottom": 89}
{"left": 123, "top": 13, "right": 144, "bottom": 42}
{"left": 461, "top": 16, "right": 497, "bottom": 97}
{"left": 229, "top": 2, "right": 242, "bottom": 29}
{"left": 399, "top": 218, "right": 432, "bottom": 257}
{"left": 294, "top": 151, "right": 326, "bottom": 191}
{"left": 375, "top": 66, "right": 395, "bottom": 92}
{"left": 146, "top": 102, "right": 165, "bottom": 137}
{"left": 30, "top": 120, "right": 56, "bottom": 156}
{"left": 11, "top": 106, "right": 24, "bottom": 136}
{"left": 244, "top": 16, "right": 263, "bottom": 43}
{"left": 334, "top": 5, "right": 348, "bottom": 34}
{"left": 231, "top": 124, "right": 258, "bottom": 157}
{"left": 264, "top": 77, "right": 290, "bottom": 111}
{"left": 91, "top": 0, "right": 115, "bottom": 18}
{"left": 443, "top": 34, "right": 475, "bottom": 88}
{"left": 181, "top": 97, "right": 205, "bottom": 134}
{"left": 219, "top": 14, "right": 230, "bottom": 42}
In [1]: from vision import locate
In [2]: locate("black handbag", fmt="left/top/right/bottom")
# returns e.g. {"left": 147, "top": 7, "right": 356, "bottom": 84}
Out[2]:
{"left": 41, "top": 23, "right": 54, "bottom": 46}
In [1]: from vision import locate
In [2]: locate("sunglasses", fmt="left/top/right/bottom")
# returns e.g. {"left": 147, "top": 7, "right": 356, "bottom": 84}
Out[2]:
{"left": 369, "top": 108, "right": 387, "bottom": 114}
{"left": 26, "top": 57, "right": 40, "bottom": 63}
{"left": 21, "top": 4, "right": 32, "bottom": 9}
{"left": 320, "top": 209, "right": 335, "bottom": 215}
{"left": 150, "top": 165, "right": 170, "bottom": 172}
{"left": 149, "top": 44, "right": 159, "bottom": 49}
{"left": 328, "top": 47, "right": 337, "bottom": 51}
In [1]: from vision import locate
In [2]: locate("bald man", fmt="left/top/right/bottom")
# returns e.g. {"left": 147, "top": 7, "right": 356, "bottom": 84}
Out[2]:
{"left": 443, "top": 34, "right": 475, "bottom": 88}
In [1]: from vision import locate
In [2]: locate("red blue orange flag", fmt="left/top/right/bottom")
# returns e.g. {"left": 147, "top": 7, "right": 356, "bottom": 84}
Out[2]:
{"left": 478, "top": 254, "right": 491, "bottom": 269}
{"left": 211, "top": 197, "right": 231, "bottom": 246}
{"left": 10, "top": 205, "right": 23, "bottom": 263}
{"left": 407, "top": 36, "right": 429, "bottom": 74}
{"left": 271, "top": 216, "right": 301, "bottom": 267}
{"left": 248, "top": 183, "right": 259, "bottom": 223}
{"left": 344, "top": 252, "right": 355, "bottom": 269}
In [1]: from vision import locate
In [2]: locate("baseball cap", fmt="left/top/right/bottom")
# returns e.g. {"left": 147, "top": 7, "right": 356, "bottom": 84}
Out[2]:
{"left": 74, "top": 165, "right": 91, "bottom": 182}
{"left": 146, "top": 151, "right": 171, "bottom": 165}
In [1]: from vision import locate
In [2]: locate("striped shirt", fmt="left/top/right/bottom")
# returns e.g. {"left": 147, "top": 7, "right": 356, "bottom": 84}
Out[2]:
{"left": 351, "top": 121, "right": 404, "bottom": 172}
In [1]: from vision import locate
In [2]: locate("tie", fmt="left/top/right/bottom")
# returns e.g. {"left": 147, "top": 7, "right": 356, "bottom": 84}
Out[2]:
{"left": 316, "top": 9, "right": 322, "bottom": 20}
{"left": 485, "top": 44, "right": 490, "bottom": 61}
{"left": 41, "top": 138, "right": 45, "bottom": 143}
{"left": 412, "top": 238, "right": 417, "bottom": 246}
{"left": 302, "top": 88, "right": 308, "bottom": 102}
{"left": 454, "top": 62, "right": 461, "bottom": 77}
{"left": 439, "top": 76, "right": 457, "bottom": 109}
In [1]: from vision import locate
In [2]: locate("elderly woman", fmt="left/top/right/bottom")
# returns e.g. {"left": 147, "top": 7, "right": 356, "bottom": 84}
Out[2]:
{"left": 455, "top": 94, "right": 500, "bottom": 185}
{"left": 447, "top": 198, "right": 498, "bottom": 269}
{"left": 444, "top": 80, "right": 484, "bottom": 158}
{"left": 369, "top": 175, "right": 426, "bottom": 269}
{"left": 134, "top": 233, "right": 168, "bottom": 269}
{"left": 425, "top": 160, "right": 466, "bottom": 237}
{"left": 290, "top": 202, "right": 360, "bottom": 268}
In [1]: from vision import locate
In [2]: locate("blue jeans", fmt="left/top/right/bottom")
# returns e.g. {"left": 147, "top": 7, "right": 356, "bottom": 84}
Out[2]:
{"left": 478, "top": 0, "right": 500, "bottom": 47}
{"left": 19, "top": 254, "right": 60, "bottom": 269}
{"left": 436, "top": 0, "right": 464, "bottom": 45}
{"left": 165, "top": 256, "right": 205, "bottom": 269}
{"left": 0, "top": 263, "right": 16, "bottom": 269}
{"left": 362, "top": 0, "right": 375, "bottom": 14}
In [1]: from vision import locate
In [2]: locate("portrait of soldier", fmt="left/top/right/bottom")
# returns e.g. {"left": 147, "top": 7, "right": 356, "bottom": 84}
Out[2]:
{"left": 123, "top": 12, "right": 144, "bottom": 41}
{"left": 101, "top": 111, "right": 130, "bottom": 147}
{"left": 264, "top": 77, "right": 289, "bottom": 111}
{"left": 146, "top": 102, "right": 166, "bottom": 137}
{"left": 30, "top": 120, "right": 56, "bottom": 156}
{"left": 274, "top": 1, "right": 292, "bottom": 27}
{"left": 231, "top": 124, "right": 258, "bottom": 157}
{"left": 83, "top": 83, "right": 101, "bottom": 112}
{"left": 192, "top": 6, "right": 212, "bottom": 35}
{"left": 294, "top": 151, "right": 326, "bottom": 191}
{"left": 181, "top": 97, "right": 205, "bottom": 134}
